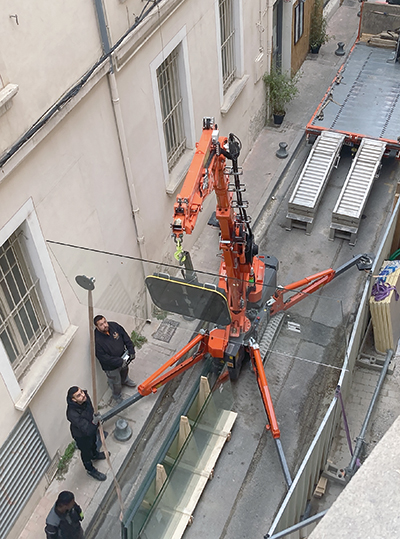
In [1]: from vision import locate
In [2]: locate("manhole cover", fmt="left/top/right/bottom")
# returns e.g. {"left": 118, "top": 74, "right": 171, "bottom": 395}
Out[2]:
{"left": 152, "top": 319, "right": 180, "bottom": 343}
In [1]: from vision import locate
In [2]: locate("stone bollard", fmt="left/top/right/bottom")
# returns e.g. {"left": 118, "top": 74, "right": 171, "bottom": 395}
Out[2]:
{"left": 335, "top": 42, "right": 345, "bottom": 56}
{"left": 114, "top": 418, "right": 132, "bottom": 441}
{"left": 276, "top": 142, "right": 288, "bottom": 159}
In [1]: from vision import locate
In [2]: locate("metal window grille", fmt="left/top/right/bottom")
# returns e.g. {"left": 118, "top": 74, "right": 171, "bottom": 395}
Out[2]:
{"left": 219, "top": 0, "right": 236, "bottom": 93}
{"left": 157, "top": 47, "right": 186, "bottom": 172}
{"left": 294, "top": 1, "right": 305, "bottom": 45}
{"left": 0, "top": 411, "right": 50, "bottom": 538}
{"left": 0, "top": 231, "right": 52, "bottom": 379}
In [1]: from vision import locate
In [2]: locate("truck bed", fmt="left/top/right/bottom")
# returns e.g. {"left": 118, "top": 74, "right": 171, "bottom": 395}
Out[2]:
{"left": 306, "top": 2, "right": 400, "bottom": 155}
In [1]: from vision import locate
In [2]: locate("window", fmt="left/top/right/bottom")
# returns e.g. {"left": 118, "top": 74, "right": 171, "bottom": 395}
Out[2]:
{"left": 294, "top": 0, "right": 305, "bottom": 45}
{"left": 0, "top": 231, "right": 52, "bottom": 379}
{"left": 219, "top": 0, "right": 236, "bottom": 93}
{"left": 216, "top": 0, "right": 247, "bottom": 114}
{"left": 157, "top": 47, "right": 186, "bottom": 173}
{"left": 151, "top": 27, "right": 195, "bottom": 191}
{"left": 0, "top": 199, "right": 74, "bottom": 409}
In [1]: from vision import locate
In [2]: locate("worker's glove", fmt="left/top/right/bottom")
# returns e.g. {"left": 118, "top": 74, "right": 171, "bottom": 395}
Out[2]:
{"left": 92, "top": 413, "right": 103, "bottom": 425}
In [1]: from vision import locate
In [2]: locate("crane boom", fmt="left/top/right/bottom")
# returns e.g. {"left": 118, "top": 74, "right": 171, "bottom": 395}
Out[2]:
{"left": 172, "top": 117, "right": 265, "bottom": 338}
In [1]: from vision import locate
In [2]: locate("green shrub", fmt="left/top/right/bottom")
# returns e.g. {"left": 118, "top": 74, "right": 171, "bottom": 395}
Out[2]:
{"left": 309, "top": 0, "right": 331, "bottom": 50}
{"left": 263, "top": 68, "right": 299, "bottom": 116}
{"left": 57, "top": 441, "right": 76, "bottom": 478}
{"left": 131, "top": 330, "right": 147, "bottom": 349}
{"left": 152, "top": 306, "right": 168, "bottom": 320}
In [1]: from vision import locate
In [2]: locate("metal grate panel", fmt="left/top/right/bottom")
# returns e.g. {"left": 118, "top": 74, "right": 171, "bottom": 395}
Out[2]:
{"left": 0, "top": 411, "right": 50, "bottom": 538}
{"left": 0, "top": 231, "right": 53, "bottom": 379}
{"left": 219, "top": 0, "right": 236, "bottom": 93}
{"left": 330, "top": 138, "right": 386, "bottom": 244}
{"left": 157, "top": 47, "right": 186, "bottom": 172}
{"left": 333, "top": 138, "right": 386, "bottom": 220}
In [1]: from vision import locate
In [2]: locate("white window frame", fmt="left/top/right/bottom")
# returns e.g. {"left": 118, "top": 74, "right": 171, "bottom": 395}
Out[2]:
{"left": 151, "top": 26, "right": 195, "bottom": 193}
{"left": 0, "top": 199, "right": 76, "bottom": 409}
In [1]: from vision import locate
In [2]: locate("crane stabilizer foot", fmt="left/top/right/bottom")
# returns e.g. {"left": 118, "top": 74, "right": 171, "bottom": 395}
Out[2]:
{"left": 356, "top": 253, "right": 374, "bottom": 271}
{"left": 334, "top": 253, "right": 374, "bottom": 277}
{"left": 275, "top": 438, "right": 293, "bottom": 488}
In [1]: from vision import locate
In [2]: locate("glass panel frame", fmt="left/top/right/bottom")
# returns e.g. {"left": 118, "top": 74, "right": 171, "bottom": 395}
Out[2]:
{"left": 123, "top": 359, "right": 236, "bottom": 539}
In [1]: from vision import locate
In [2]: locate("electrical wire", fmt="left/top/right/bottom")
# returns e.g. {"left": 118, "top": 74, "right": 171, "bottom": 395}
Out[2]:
{"left": 264, "top": 348, "right": 349, "bottom": 372}
{"left": 0, "top": 0, "right": 236, "bottom": 170}
{"left": 0, "top": 0, "right": 164, "bottom": 169}
{"left": 48, "top": 240, "right": 350, "bottom": 374}
{"left": 46, "top": 238, "right": 355, "bottom": 305}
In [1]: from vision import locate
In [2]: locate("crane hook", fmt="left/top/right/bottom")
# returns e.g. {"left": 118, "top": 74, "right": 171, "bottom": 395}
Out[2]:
{"left": 174, "top": 238, "right": 186, "bottom": 263}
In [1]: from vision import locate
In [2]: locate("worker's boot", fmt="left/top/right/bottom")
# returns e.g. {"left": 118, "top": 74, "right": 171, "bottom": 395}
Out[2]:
{"left": 87, "top": 468, "right": 107, "bottom": 481}
{"left": 93, "top": 451, "right": 110, "bottom": 460}
{"left": 122, "top": 378, "right": 137, "bottom": 388}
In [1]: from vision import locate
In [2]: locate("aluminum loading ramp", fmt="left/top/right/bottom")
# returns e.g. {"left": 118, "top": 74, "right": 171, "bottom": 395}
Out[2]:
{"left": 286, "top": 131, "right": 345, "bottom": 234}
{"left": 330, "top": 138, "right": 386, "bottom": 245}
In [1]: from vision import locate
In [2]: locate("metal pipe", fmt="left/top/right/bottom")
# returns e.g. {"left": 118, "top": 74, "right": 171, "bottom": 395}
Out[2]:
{"left": 250, "top": 341, "right": 292, "bottom": 487}
{"left": 264, "top": 509, "right": 328, "bottom": 539}
{"left": 335, "top": 385, "right": 353, "bottom": 456}
{"left": 88, "top": 288, "right": 98, "bottom": 412}
{"left": 101, "top": 391, "right": 144, "bottom": 423}
{"left": 265, "top": 0, "right": 273, "bottom": 72}
{"left": 334, "top": 253, "right": 373, "bottom": 277}
{"left": 94, "top": 0, "right": 110, "bottom": 54}
{"left": 346, "top": 348, "right": 394, "bottom": 478}
{"left": 275, "top": 438, "right": 292, "bottom": 488}
{"left": 93, "top": 0, "right": 151, "bottom": 318}
{"left": 107, "top": 71, "right": 152, "bottom": 317}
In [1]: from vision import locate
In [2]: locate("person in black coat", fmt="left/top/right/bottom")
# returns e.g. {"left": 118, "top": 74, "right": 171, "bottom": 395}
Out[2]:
{"left": 66, "top": 387, "right": 106, "bottom": 481}
{"left": 45, "top": 490, "right": 84, "bottom": 539}
{"left": 94, "top": 315, "right": 137, "bottom": 404}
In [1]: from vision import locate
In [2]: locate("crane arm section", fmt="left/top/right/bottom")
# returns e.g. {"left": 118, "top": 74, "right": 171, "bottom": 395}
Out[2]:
{"left": 138, "top": 332, "right": 209, "bottom": 396}
{"left": 248, "top": 340, "right": 280, "bottom": 438}
{"left": 170, "top": 117, "right": 262, "bottom": 334}
{"left": 268, "top": 254, "right": 373, "bottom": 316}
{"left": 172, "top": 117, "right": 231, "bottom": 239}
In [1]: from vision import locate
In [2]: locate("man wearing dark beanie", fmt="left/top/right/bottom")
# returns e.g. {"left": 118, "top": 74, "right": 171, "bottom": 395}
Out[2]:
{"left": 66, "top": 387, "right": 107, "bottom": 481}
{"left": 45, "top": 490, "right": 84, "bottom": 538}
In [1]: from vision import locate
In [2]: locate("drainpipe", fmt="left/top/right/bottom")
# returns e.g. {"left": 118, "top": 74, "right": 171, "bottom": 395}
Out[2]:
{"left": 265, "top": 0, "right": 273, "bottom": 73}
{"left": 94, "top": 0, "right": 151, "bottom": 318}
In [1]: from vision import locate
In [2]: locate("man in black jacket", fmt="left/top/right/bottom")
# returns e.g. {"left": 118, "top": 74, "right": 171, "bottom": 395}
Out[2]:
{"left": 66, "top": 387, "right": 106, "bottom": 481}
{"left": 45, "top": 491, "right": 84, "bottom": 538}
{"left": 94, "top": 315, "right": 136, "bottom": 404}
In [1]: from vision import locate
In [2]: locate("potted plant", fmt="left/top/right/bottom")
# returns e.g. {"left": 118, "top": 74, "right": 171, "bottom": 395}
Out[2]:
{"left": 309, "top": 0, "right": 330, "bottom": 53}
{"left": 263, "top": 67, "right": 299, "bottom": 125}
